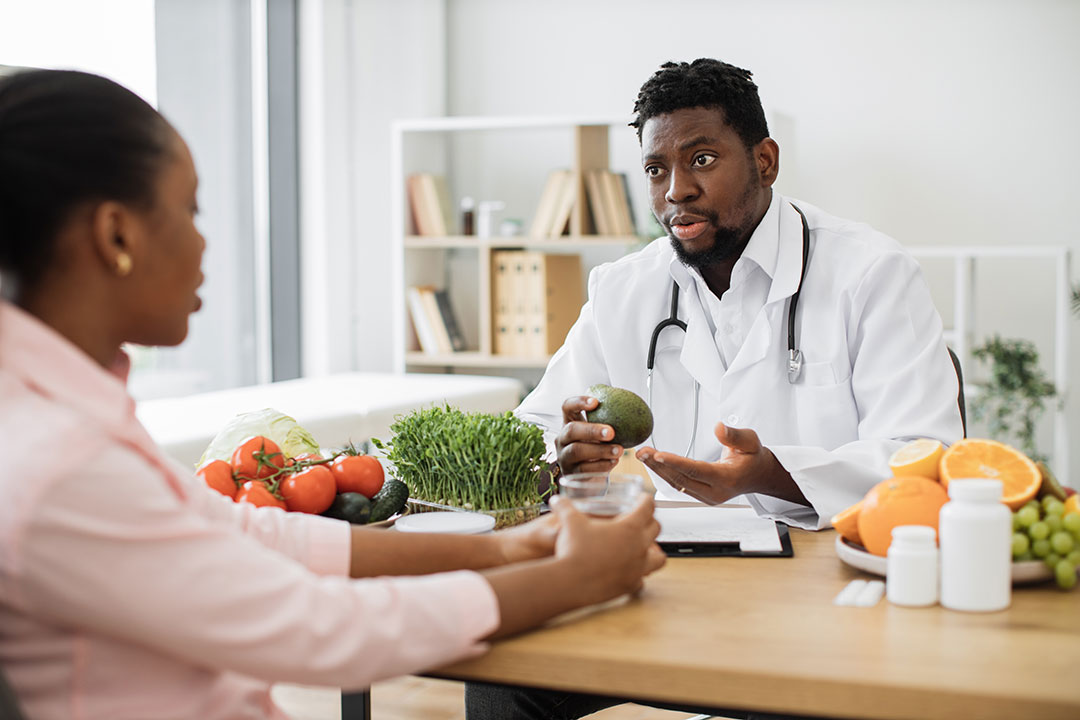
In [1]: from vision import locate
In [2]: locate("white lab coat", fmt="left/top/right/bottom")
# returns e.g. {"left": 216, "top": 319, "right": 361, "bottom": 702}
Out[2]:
{"left": 517, "top": 193, "right": 964, "bottom": 530}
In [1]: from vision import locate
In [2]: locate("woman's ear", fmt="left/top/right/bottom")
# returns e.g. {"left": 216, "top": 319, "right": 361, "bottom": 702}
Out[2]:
{"left": 89, "top": 201, "right": 137, "bottom": 278}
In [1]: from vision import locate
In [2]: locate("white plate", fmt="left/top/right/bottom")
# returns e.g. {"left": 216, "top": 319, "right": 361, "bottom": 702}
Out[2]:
{"left": 394, "top": 511, "right": 496, "bottom": 535}
{"left": 834, "top": 536, "right": 1054, "bottom": 585}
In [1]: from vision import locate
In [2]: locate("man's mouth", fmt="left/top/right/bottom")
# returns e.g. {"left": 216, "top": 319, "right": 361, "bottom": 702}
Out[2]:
{"left": 669, "top": 217, "right": 709, "bottom": 241}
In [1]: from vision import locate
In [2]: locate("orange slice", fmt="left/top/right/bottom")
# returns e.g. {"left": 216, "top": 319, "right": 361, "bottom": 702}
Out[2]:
{"left": 856, "top": 476, "right": 948, "bottom": 557}
{"left": 830, "top": 500, "right": 864, "bottom": 547}
{"left": 1064, "top": 494, "right": 1079, "bottom": 516}
{"left": 938, "top": 438, "right": 1040, "bottom": 511}
{"left": 888, "top": 439, "right": 944, "bottom": 482}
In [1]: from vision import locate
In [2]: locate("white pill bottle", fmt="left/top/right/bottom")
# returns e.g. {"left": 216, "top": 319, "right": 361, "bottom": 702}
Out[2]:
{"left": 939, "top": 478, "right": 1011, "bottom": 612}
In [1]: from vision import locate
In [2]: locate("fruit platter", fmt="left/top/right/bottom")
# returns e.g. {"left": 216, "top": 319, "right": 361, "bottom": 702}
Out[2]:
{"left": 833, "top": 437, "right": 1079, "bottom": 591}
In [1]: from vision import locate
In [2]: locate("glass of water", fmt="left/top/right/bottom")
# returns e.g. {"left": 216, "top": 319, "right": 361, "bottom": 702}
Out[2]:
{"left": 558, "top": 473, "right": 645, "bottom": 517}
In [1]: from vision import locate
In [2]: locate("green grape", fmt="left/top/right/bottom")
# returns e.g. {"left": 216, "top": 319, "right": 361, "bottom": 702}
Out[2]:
{"left": 1062, "top": 512, "right": 1080, "bottom": 534}
{"left": 1045, "top": 514, "right": 1064, "bottom": 534}
{"left": 1067, "top": 549, "right": 1080, "bottom": 566}
{"left": 1054, "top": 559, "right": 1077, "bottom": 590}
{"left": 1044, "top": 498, "right": 1065, "bottom": 517}
{"left": 1015, "top": 551, "right": 1034, "bottom": 562}
{"left": 1042, "top": 495, "right": 1057, "bottom": 510}
{"left": 1050, "top": 531, "right": 1075, "bottom": 555}
{"left": 1017, "top": 506, "right": 1039, "bottom": 528}
{"left": 1011, "top": 533, "right": 1030, "bottom": 557}
{"left": 1012, "top": 512, "right": 1023, "bottom": 532}
{"left": 1032, "top": 538, "right": 1052, "bottom": 558}
{"left": 1029, "top": 521, "right": 1050, "bottom": 541}
{"left": 1024, "top": 499, "right": 1041, "bottom": 513}
{"left": 1044, "top": 552, "right": 1062, "bottom": 570}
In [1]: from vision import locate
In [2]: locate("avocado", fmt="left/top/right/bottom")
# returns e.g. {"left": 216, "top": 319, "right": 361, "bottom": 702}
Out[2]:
{"left": 585, "top": 384, "right": 654, "bottom": 447}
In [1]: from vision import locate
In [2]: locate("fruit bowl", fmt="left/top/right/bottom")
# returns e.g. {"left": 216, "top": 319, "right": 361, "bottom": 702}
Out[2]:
{"left": 835, "top": 536, "right": 1054, "bottom": 585}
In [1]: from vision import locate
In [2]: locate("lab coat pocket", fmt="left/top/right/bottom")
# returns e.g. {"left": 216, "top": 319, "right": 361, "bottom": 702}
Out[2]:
{"left": 793, "top": 368, "right": 858, "bottom": 448}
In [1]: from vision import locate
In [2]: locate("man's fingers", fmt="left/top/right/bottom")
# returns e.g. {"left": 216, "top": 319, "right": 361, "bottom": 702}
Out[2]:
{"left": 573, "top": 459, "right": 620, "bottom": 474}
{"left": 714, "top": 422, "right": 762, "bottom": 454}
{"left": 561, "top": 395, "right": 598, "bottom": 424}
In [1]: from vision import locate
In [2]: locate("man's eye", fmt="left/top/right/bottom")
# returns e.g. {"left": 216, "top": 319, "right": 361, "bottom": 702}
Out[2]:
{"left": 693, "top": 154, "right": 716, "bottom": 168}
{"left": 644, "top": 166, "right": 664, "bottom": 178}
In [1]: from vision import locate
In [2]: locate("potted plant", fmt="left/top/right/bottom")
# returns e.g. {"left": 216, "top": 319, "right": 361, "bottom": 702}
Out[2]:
{"left": 970, "top": 335, "right": 1057, "bottom": 463}
{"left": 373, "top": 405, "right": 549, "bottom": 528}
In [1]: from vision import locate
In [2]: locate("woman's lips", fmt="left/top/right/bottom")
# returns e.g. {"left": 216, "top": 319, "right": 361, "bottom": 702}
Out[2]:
{"left": 670, "top": 221, "right": 708, "bottom": 241}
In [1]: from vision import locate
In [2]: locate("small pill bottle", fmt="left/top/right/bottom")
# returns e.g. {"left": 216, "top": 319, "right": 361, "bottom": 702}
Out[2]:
{"left": 886, "top": 525, "right": 938, "bottom": 607}
{"left": 939, "top": 478, "right": 1011, "bottom": 612}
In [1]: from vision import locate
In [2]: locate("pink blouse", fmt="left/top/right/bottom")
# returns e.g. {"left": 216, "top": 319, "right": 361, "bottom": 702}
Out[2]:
{"left": 0, "top": 301, "right": 499, "bottom": 719}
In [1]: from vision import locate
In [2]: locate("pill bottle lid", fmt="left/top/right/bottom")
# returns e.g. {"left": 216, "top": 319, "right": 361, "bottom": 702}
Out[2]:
{"left": 946, "top": 478, "right": 1004, "bottom": 503}
{"left": 890, "top": 524, "right": 937, "bottom": 548}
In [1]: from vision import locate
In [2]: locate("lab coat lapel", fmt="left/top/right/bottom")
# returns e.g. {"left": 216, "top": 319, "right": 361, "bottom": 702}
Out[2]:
{"left": 676, "top": 279, "right": 727, "bottom": 400}
{"left": 722, "top": 200, "right": 805, "bottom": 384}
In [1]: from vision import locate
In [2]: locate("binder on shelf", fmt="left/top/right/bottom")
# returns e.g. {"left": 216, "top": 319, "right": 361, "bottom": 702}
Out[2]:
{"left": 491, "top": 250, "right": 583, "bottom": 357}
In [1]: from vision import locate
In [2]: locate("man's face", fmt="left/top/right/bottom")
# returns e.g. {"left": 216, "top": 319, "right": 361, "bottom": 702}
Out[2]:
{"left": 641, "top": 107, "right": 772, "bottom": 270}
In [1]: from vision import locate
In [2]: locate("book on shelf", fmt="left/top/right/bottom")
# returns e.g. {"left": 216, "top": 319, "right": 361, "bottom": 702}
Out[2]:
{"left": 491, "top": 250, "right": 583, "bottom": 357}
{"left": 612, "top": 171, "right": 637, "bottom": 236}
{"left": 433, "top": 288, "right": 466, "bottom": 352}
{"left": 529, "top": 169, "right": 577, "bottom": 238}
{"left": 584, "top": 169, "right": 612, "bottom": 236}
{"left": 419, "top": 287, "right": 454, "bottom": 354}
{"left": 406, "top": 285, "right": 441, "bottom": 354}
{"left": 406, "top": 173, "right": 453, "bottom": 236}
{"left": 582, "top": 169, "right": 636, "bottom": 237}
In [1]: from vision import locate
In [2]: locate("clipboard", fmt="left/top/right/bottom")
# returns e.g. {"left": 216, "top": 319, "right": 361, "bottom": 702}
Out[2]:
{"left": 660, "top": 523, "right": 794, "bottom": 558}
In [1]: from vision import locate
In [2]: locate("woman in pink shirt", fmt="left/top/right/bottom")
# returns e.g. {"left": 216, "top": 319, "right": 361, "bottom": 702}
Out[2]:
{"left": 0, "top": 69, "right": 665, "bottom": 720}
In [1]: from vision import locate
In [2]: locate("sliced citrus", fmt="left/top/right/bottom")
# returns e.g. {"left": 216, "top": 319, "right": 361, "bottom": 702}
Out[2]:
{"left": 830, "top": 500, "right": 864, "bottom": 547}
{"left": 938, "top": 438, "right": 1041, "bottom": 510}
{"left": 856, "top": 476, "right": 948, "bottom": 557}
{"left": 888, "top": 439, "right": 944, "bottom": 481}
{"left": 1065, "top": 494, "right": 1079, "bottom": 516}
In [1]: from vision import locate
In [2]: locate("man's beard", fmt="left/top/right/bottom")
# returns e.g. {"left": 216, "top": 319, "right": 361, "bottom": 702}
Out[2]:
{"left": 668, "top": 221, "right": 748, "bottom": 270}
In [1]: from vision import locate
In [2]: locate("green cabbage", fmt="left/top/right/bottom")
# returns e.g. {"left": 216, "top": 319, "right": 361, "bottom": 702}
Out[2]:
{"left": 198, "top": 408, "right": 320, "bottom": 467}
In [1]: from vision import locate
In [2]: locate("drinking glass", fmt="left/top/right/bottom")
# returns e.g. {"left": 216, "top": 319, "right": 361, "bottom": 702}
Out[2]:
{"left": 558, "top": 473, "right": 644, "bottom": 517}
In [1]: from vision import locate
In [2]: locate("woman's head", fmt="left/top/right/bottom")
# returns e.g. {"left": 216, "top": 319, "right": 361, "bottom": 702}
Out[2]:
{"left": 0, "top": 69, "right": 204, "bottom": 348}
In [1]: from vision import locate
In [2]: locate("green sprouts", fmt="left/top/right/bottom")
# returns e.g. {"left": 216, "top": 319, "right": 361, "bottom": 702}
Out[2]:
{"left": 373, "top": 405, "right": 548, "bottom": 510}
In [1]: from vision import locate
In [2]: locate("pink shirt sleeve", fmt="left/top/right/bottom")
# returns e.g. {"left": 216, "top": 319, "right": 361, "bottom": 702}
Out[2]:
{"left": 174, "top": 457, "right": 350, "bottom": 577}
{"left": 10, "top": 442, "right": 500, "bottom": 690}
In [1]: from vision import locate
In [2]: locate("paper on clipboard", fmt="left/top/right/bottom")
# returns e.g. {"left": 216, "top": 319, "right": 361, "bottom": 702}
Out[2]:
{"left": 655, "top": 505, "right": 783, "bottom": 553}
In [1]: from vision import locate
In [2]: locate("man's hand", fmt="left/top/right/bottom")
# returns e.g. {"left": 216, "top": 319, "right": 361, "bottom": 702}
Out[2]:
{"left": 636, "top": 422, "right": 808, "bottom": 506}
{"left": 555, "top": 395, "right": 623, "bottom": 475}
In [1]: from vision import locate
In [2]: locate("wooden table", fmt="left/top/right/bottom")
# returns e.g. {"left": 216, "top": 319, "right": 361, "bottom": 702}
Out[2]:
{"left": 429, "top": 528, "right": 1080, "bottom": 720}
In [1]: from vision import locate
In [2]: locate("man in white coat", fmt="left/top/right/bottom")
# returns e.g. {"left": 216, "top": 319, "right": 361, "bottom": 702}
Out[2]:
{"left": 520, "top": 59, "right": 964, "bottom": 532}
{"left": 467, "top": 57, "right": 964, "bottom": 719}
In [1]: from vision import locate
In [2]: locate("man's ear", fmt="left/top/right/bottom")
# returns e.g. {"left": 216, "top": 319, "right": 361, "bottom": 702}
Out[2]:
{"left": 89, "top": 201, "right": 138, "bottom": 277}
{"left": 755, "top": 138, "right": 780, "bottom": 188}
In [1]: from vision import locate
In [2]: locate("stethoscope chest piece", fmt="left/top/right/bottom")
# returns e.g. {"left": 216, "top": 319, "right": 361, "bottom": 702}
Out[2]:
{"left": 787, "top": 348, "right": 803, "bottom": 383}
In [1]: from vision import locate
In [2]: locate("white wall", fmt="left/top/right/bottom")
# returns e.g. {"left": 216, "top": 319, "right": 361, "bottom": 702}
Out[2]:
{"left": 439, "top": 0, "right": 1079, "bottom": 481}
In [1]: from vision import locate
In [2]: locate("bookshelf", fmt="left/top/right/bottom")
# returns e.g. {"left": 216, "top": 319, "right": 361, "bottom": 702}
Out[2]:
{"left": 391, "top": 116, "right": 646, "bottom": 378}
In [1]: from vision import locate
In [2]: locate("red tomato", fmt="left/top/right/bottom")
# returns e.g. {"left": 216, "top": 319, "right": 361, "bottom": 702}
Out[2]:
{"left": 231, "top": 436, "right": 286, "bottom": 481}
{"left": 331, "top": 455, "right": 385, "bottom": 499}
{"left": 280, "top": 465, "right": 336, "bottom": 514}
{"left": 235, "top": 480, "right": 287, "bottom": 510}
{"left": 197, "top": 459, "right": 237, "bottom": 500}
{"left": 293, "top": 453, "right": 324, "bottom": 463}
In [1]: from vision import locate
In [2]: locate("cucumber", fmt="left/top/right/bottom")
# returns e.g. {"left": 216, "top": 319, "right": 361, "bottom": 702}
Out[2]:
{"left": 322, "top": 492, "right": 371, "bottom": 525}
{"left": 369, "top": 478, "right": 409, "bottom": 522}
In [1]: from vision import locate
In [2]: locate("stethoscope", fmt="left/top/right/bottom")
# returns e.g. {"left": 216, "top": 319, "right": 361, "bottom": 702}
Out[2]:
{"left": 645, "top": 204, "right": 811, "bottom": 456}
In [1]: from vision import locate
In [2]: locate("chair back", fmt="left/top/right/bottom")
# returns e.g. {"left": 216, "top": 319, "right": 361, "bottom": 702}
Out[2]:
{"left": 948, "top": 347, "right": 967, "bottom": 437}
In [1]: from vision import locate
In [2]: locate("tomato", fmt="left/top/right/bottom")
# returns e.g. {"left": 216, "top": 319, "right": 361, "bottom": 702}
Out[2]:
{"left": 293, "top": 453, "right": 324, "bottom": 464}
{"left": 197, "top": 459, "right": 237, "bottom": 500}
{"left": 280, "top": 465, "right": 336, "bottom": 514}
{"left": 331, "top": 455, "right": 385, "bottom": 499}
{"left": 235, "top": 480, "right": 287, "bottom": 510}
{"left": 231, "top": 436, "right": 286, "bottom": 481}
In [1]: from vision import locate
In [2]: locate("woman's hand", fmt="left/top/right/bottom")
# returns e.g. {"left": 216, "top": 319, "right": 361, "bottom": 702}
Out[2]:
{"left": 555, "top": 395, "right": 623, "bottom": 475}
{"left": 550, "top": 493, "right": 666, "bottom": 604}
{"left": 495, "top": 511, "right": 560, "bottom": 565}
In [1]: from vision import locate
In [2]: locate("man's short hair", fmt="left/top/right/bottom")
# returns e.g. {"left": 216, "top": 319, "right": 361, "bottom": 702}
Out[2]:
{"left": 630, "top": 58, "right": 770, "bottom": 149}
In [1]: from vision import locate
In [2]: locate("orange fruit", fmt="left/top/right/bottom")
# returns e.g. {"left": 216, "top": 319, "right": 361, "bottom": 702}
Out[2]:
{"left": 830, "top": 500, "right": 864, "bottom": 547}
{"left": 856, "top": 476, "right": 949, "bottom": 557}
{"left": 1065, "top": 494, "right": 1079, "bottom": 516}
{"left": 888, "top": 438, "right": 943, "bottom": 481}
{"left": 938, "top": 438, "right": 1040, "bottom": 511}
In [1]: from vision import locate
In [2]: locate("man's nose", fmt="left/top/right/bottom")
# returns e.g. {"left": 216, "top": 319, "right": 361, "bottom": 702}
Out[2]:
{"left": 664, "top": 168, "right": 700, "bottom": 204}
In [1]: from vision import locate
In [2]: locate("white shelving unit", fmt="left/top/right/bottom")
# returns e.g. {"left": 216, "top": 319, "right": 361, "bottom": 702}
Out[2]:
{"left": 908, "top": 245, "right": 1071, "bottom": 481}
{"left": 390, "top": 115, "right": 644, "bottom": 375}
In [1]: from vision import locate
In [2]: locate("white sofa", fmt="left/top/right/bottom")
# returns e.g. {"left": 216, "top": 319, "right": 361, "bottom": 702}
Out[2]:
{"left": 137, "top": 372, "right": 524, "bottom": 468}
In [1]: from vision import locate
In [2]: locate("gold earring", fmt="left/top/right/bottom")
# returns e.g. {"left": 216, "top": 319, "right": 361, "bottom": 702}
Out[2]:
{"left": 115, "top": 253, "right": 133, "bottom": 277}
